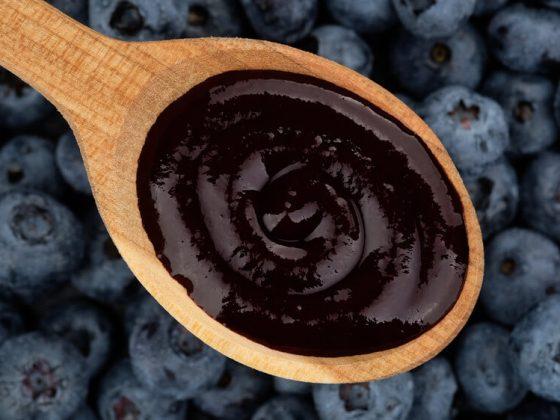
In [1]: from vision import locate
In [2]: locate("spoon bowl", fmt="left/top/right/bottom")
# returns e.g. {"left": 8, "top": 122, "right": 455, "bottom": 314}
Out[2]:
{"left": 0, "top": 0, "right": 483, "bottom": 383}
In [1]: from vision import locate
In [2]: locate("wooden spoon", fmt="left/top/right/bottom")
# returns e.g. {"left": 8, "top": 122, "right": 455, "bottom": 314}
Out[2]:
{"left": 0, "top": 0, "right": 483, "bottom": 383}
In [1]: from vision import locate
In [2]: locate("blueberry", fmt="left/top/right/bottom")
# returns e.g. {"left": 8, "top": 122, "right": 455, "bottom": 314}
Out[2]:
{"left": 40, "top": 299, "right": 114, "bottom": 377}
{"left": 56, "top": 132, "right": 91, "bottom": 194}
{"left": 47, "top": 0, "right": 88, "bottom": 23}
{"left": 390, "top": 25, "right": 486, "bottom": 98}
{"left": 72, "top": 222, "right": 135, "bottom": 302}
{"left": 0, "top": 69, "right": 53, "bottom": 130}
{"left": 510, "top": 295, "right": 560, "bottom": 402}
{"left": 90, "top": 0, "right": 183, "bottom": 41}
{"left": 0, "top": 332, "right": 88, "bottom": 420}
{"left": 313, "top": 373, "right": 414, "bottom": 420}
{"left": 0, "top": 135, "right": 64, "bottom": 197}
{"left": 474, "top": 0, "right": 509, "bottom": 16}
{"left": 521, "top": 152, "right": 560, "bottom": 242}
{"left": 483, "top": 71, "right": 557, "bottom": 156}
{"left": 391, "top": 0, "right": 476, "bottom": 39}
{"left": 174, "top": 0, "right": 244, "bottom": 38}
{"left": 296, "top": 25, "right": 373, "bottom": 76}
{"left": 0, "top": 296, "right": 24, "bottom": 345}
{"left": 488, "top": 4, "right": 560, "bottom": 73}
{"left": 0, "top": 190, "right": 84, "bottom": 301}
{"left": 422, "top": 86, "right": 509, "bottom": 173}
{"left": 325, "top": 0, "right": 396, "bottom": 34}
{"left": 240, "top": 0, "right": 318, "bottom": 44}
{"left": 70, "top": 404, "right": 97, "bottom": 420}
{"left": 463, "top": 158, "right": 518, "bottom": 239}
{"left": 252, "top": 396, "right": 317, "bottom": 420}
{"left": 274, "top": 377, "right": 311, "bottom": 395}
{"left": 194, "top": 361, "right": 273, "bottom": 419}
{"left": 97, "top": 360, "right": 187, "bottom": 420}
{"left": 129, "top": 298, "right": 226, "bottom": 400}
{"left": 507, "top": 397, "right": 560, "bottom": 420}
{"left": 455, "top": 323, "right": 527, "bottom": 413}
{"left": 411, "top": 357, "right": 457, "bottom": 420}
{"left": 481, "top": 228, "right": 560, "bottom": 325}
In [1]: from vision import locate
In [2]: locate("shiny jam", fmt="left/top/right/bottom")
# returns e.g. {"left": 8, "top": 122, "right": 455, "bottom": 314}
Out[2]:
{"left": 137, "top": 71, "right": 468, "bottom": 357}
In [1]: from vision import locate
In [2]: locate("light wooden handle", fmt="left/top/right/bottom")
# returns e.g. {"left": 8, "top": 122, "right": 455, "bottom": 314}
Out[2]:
{"left": 0, "top": 0, "right": 146, "bottom": 132}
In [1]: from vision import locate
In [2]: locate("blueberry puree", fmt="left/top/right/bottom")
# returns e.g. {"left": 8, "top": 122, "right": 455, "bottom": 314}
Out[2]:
{"left": 137, "top": 70, "right": 468, "bottom": 357}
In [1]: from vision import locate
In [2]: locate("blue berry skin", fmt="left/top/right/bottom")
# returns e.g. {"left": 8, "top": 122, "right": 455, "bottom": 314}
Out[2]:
{"left": 411, "top": 357, "right": 457, "bottom": 420}
{"left": 0, "top": 332, "right": 88, "bottom": 420}
{"left": 47, "top": 0, "right": 88, "bottom": 23}
{"left": 391, "top": 0, "right": 476, "bottom": 39}
{"left": 390, "top": 25, "right": 486, "bottom": 98}
{"left": 97, "top": 360, "right": 187, "bottom": 420}
{"left": 300, "top": 25, "right": 373, "bottom": 76}
{"left": 510, "top": 295, "right": 560, "bottom": 402}
{"left": 463, "top": 158, "right": 518, "bottom": 239}
{"left": 0, "top": 191, "right": 85, "bottom": 301}
{"left": 56, "top": 132, "right": 91, "bottom": 195}
{"left": 240, "top": 0, "right": 318, "bottom": 44}
{"left": 129, "top": 298, "right": 226, "bottom": 400}
{"left": 0, "top": 135, "right": 64, "bottom": 197}
{"left": 488, "top": 4, "right": 560, "bottom": 74}
{"left": 0, "top": 70, "right": 53, "bottom": 130}
{"left": 174, "top": 0, "right": 245, "bottom": 38}
{"left": 40, "top": 300, "right": 114, "bottom": 377}
{"left": 325, "top": 0, "right": 396, "bottom": 34}
{"left": 274, "top": 377, "right": 311, "bottom": 395}
{"left": 455, "top": 323, "right": 527, "bottom": 413}
{"left": 313, "top": 373, "right": 414, "bottom": 420}
{"left": 522, "top": 152, "right": 560, "bottom": 242}
{"left": 72, "top": 223, "right": 135, "bottom": 302}
{"left": 194, "top": 361, "right": 273, "bottom": 420}
{"left": 422, "top": 86, "right": 509, "bottom": 174}
{"left": 252, "top": 396, "right": 318, "bottom": 420}
{"left": 481, "top": 228, "right": 560, "bottom": 325}
{"left": 474, "top": 0, "right": 509, "bottom": 16}
{"left": 90, "top": 0, "right": 184, "bottom": 41}
{"left": 483, "top": 71, "right": 558, "bottom": 156}
{"left": 0, "top": 297, "right": 24, "bottom": 345}
{"left": 507, "top": 397, "right": 560, "bottom": 420}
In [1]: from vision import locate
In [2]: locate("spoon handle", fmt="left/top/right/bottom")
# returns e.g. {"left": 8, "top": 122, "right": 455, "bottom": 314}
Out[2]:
{"left": 0, "top": 0, "right": 144, "bottom": 133}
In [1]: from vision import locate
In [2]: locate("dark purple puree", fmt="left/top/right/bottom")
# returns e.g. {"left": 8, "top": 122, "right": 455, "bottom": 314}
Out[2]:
{"left": 137, "top": 70, "right": 468, "bottom": 357}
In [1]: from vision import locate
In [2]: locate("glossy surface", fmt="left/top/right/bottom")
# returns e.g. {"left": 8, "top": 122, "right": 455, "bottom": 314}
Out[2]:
{"left": 137, "top": 71, "right": 468, "bottom": 357}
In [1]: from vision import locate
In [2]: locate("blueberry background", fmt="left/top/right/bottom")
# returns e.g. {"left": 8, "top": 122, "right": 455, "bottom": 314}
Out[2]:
{"left": 0, "top": 0, "right": 559, "bottom": 418}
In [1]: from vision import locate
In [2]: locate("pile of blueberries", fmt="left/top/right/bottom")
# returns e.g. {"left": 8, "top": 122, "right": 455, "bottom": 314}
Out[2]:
{"left": 0, "top": 0, "right": 559, "bottom": 419}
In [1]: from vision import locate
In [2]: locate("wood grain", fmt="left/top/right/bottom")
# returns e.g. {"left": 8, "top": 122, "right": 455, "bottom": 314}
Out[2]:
{"left": 0, "top": 0, "right": 483, "bottom": 383}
